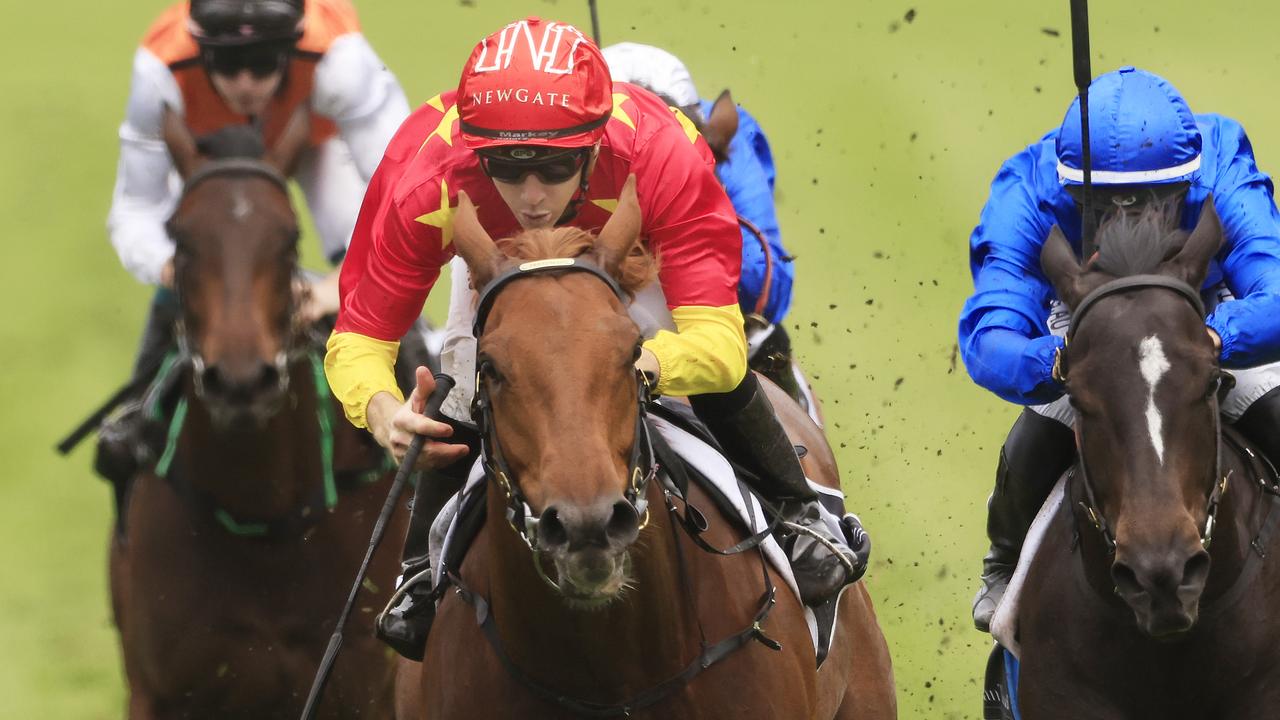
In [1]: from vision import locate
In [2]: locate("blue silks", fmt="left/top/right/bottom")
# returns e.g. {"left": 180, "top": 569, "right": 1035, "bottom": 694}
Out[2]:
{"left": 959, "top": 70, "right": 1280, "bottom": 406}
{"left": 702, "top": 99, "right": 794, "bottom": 324}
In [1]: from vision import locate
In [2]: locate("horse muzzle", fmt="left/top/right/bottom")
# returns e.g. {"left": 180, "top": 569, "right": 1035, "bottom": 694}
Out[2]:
{"left": 534, "top": 498, "right": 642, "bottom": 606}
{"left": 193, "top": 351, "right": 290, "bottom": 426}
{"left": 1111, "top": 546, "right": 1211, "bottom": 638}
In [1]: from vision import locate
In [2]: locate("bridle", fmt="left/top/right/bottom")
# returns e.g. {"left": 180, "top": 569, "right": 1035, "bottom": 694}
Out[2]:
{"left": 469, "top": 257, "right": 658, "bottom": 593}
{"left": 437, "top": 255, "right": 784, "bottom": 716}
{"left": 170, "top": 158, "right": 299, "bottom": 405}
{"left": 1057, "top": 273, "right": 1230, "bottom": 553}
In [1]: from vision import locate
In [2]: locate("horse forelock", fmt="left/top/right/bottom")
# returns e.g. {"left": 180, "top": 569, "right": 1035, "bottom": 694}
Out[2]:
{"left": 1092, "top": 198, "right": 1186, "bottom": 278}
{"left": 496, "top": 227, "right": 658, "bottom": 296}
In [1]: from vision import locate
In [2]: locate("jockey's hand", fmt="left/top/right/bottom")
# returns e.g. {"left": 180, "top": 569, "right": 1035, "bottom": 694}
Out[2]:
{"left": 635, "top": 346, "right": 661, "bottom": 386}
{"left": 296, "top": 269, "right": 342, "bottom": 324}
{"left": 1208, "top": 326, "right": 1223, "bottom": 354}
{"left": 368, "top": 367, "right": 470, "bottom": 471}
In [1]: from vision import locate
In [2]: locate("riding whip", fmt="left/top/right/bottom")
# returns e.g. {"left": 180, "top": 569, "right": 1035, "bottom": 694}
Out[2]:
{"left": 299, "top": 373, "right": 456, "bottom": 720}
{"left": 1069, "top": 0, "right": 1096, "bottom": 259}
{"left": 588, "top": 0, "right": 601, "bottom": 45}
{"left": 55, "top": 347, "right": 174, "bottom": 456}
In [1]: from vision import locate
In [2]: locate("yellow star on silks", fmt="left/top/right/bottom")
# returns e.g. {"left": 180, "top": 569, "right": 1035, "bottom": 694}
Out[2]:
{"left": 669, "top": 106, "right": 700, "bottom": 144}
{"left": 419, "top": 103, "right": 460, "bottom": 153}
{"left": 591, "top": 198, "right": 619, "bottom": 213}
{"left": 611, "top": 93, "right": 635, "bottom": 130}
{"left": 424, "top": 94, "right": 446, "bottom": 112}
{"left": 414, "top": 180, "right": 458, "bottom": 250}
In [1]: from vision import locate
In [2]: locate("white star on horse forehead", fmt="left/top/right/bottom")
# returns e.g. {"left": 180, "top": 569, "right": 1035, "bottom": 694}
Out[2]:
{"left": 1138, "top": 335, "right": 1172, "bottom": 465}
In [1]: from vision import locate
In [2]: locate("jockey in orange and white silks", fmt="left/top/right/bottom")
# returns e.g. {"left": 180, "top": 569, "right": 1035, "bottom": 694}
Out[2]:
{"left": 94, "top": 0, "right": 411, "bottom": 498}
{"left": 324, "top": 17, "right": 861, "bottom": 660}
{"left": 108, "top": 0, "right": 409, "bottom": 307}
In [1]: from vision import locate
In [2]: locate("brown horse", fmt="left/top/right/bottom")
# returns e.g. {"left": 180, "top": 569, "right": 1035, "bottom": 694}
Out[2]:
{"left": 109, "top": 119, "right": 406, "bottom": 719}
{"left": 1009, "top": 202, "right": 1280, "bottom": 718}
{"left": 394, "top": 178, "right": 894, "bottom": 719}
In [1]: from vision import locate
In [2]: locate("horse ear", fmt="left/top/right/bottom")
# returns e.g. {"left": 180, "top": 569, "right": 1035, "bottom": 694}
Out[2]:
{"left": 594, "top": 174, "right": 642, "bottom": 278}
{"left": 161, "top": 106, "right": 201, "bottom": 179}
{"left": 1163, "top": 195, "right": 1222, "bottom": 290}
{"left": 452, "top": 190, "right": 504, "bottom": 290}
{"left": 265, "top": 103, "right": 311, "bottom": 177}
{"left": 702, "top": 89, "right": 738, "bottom": 159}
{"left": 1041, "top": 225, "right": 1088, "bottom": 309}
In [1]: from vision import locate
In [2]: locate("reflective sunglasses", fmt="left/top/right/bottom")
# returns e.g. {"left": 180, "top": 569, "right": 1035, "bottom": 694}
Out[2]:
{"left": 203, "top": 44, "right": 290, "bottom": 79}
{"left": 478, "top": 149, "right": 589, "bottom": 185}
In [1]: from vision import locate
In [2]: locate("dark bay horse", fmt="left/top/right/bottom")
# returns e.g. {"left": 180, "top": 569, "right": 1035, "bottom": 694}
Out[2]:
{"left": 109, "top": 116, "right": 406, "bottom": 718}
{"left": 396, "top": 178, "right": 894, "bottom": 719}
{"left": 1011, "top": 201, "right": 1280, "bottom": 718}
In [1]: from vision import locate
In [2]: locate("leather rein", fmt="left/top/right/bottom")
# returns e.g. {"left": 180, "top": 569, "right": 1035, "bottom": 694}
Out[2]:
{"left": 439, "top": 256, "right": 783, "bottom": 717}
{"left": 1057, "top": 274, "right": 1228, "bottom": 553}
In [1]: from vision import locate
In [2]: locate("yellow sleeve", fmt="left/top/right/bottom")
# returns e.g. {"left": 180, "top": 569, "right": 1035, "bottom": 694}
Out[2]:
{"left": 642, "top": 304, "right": 748, "bottom": 396}
{"left": 324, "top": 331, "right": 404, "bottom": 428}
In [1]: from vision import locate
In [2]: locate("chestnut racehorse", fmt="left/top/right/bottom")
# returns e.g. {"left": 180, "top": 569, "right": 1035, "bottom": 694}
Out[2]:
{"left": 109, "top": 118, "right": 406, "bottom": 719}
{"left": 1009, "top": 202, "right": 1280, "bottom": 718}
{"left": 395, "top": 178, "right": 895, "bottom": 719}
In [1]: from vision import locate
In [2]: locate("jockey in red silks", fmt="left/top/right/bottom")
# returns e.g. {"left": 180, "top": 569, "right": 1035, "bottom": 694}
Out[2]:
{"left": 97, "top": 0, "right": 414, "bottom": 505}
{"left": 323, "top": 17, "right": 858, "bottom": 659}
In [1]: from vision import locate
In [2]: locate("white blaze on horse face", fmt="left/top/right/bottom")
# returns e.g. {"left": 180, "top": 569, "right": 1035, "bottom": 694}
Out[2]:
{"left": 1138, "top": 335, "right": 1172, "bottom": 465}
{"left": 231, "top": 187, "right": 253, "bottom": 221}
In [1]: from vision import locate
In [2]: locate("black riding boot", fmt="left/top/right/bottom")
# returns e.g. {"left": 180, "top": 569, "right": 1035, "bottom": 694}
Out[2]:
{"left": 972, "top": 408, "right": 1076, "bottom": 631}
{"left": 375, "top": 427, "right": 478, "bottom": 661}
{"left": 1234, "top": 386, "right": 1280, "bottom": 472}
{"left": 745, "top": 316, "right": 808, "bottom": 414}
{"left": 691, "top": 373, "right": 855, "bottom": 606}
{"left": 95, "top": 289, "right": 179, "bottom": 529}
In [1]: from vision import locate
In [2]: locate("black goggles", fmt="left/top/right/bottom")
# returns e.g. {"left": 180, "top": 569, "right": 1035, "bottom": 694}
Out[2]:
{"left": 202, "top": 43, "right": 291, "bottom": 79}
{"left": 477, "top": 148, "right": 589, "bottom": 185}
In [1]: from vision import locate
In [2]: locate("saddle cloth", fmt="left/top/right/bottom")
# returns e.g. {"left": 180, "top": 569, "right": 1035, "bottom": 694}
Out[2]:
{"left": 990, "top": 473, "right": 1069, "bottom": 658}
{"left": 426, "top": 415, "right": 858, "bottom": 664}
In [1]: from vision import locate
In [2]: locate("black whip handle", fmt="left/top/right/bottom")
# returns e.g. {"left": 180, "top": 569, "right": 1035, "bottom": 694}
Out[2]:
{"left": 1069, "top": 0, "right": 1097, "bottom": 257}
{"left": 299, "top": 374, "right": 456, "bottom": 720}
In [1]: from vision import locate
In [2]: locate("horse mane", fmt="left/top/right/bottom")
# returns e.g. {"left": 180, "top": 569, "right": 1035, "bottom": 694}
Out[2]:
{"left": 195, "top": 125, "right": 267, "bottom": 161}
{"left": 1092, "top": 198, "right": 1187, "bottom": 277}
{"left": 495, "top": 227, "right": 659, "bottom": 296}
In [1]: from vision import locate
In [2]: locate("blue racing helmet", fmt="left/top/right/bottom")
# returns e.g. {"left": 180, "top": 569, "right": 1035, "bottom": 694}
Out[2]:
{"left": 1056, "top": 66, "right": 1202, "bottom": 186}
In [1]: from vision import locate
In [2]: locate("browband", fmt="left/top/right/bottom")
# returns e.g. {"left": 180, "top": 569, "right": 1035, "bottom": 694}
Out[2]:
{"left": 1069, "top": 273, "right": 1205, "bottom": 339}
{"left": 181, "top": 158, "right": 290, "bottom": 201}
{"left": 472, "top": 257, "right": 627, "bottom": 336}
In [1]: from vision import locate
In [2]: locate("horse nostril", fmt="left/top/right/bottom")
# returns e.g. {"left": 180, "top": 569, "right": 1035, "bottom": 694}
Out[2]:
{"left": 201, "top": 364, "right": 226, "bottom": 397}
{"left": 1111, "top": 560, "right": 1142, "bottom": 598}
{"left": 257, "top": 363, "right": 281, "bottom": 393}
{"left": 1182, "top": 551, "right": 1211, "bottom": 590}
{"left": 539, "top": 506, "right": 568, "bottom": 551}
{"left": 606, "top": 500, "right": 640, "bottom": 547}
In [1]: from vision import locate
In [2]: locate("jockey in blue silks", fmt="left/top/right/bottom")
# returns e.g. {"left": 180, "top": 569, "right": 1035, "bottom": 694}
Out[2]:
{"left": 960, "top": 66, "right": 1280, "bottom": 631}
{"left": 601, "top": 43, "right": 804, "bottom": 401}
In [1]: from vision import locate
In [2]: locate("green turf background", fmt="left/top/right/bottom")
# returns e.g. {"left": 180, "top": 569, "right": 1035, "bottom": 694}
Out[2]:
{"left": 3, "top": 1, "right": 1277, "bottom": 717}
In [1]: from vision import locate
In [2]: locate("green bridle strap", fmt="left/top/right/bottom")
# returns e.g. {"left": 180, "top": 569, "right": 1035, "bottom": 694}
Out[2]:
{"left": 154, "top": 350, "right": 340, "bottom": 537}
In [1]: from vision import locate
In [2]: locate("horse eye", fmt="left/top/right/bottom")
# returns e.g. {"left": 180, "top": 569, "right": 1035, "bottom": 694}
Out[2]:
{"left": 479, "top": 358, "right": 502, "bottom": 382}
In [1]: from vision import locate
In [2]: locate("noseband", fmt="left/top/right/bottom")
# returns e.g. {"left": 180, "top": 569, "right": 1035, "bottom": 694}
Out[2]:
{"left": 470, "top": 257, "right": 658, "bottom": 592}
{"left": 1058, "top": 274, "right": 1228, "bottom": 553}
{"left": 171, "top": 159, "right": 298, "bottom": 404}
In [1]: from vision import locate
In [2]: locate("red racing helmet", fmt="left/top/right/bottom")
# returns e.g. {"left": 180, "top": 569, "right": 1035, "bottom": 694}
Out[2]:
{"left": 457, "top": 17, "right": 613, "bottom": 151}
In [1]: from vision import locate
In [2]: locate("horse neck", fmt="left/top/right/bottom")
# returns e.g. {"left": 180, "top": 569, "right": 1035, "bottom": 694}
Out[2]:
{"left": 483, "top": 481, "right": 701, "bottom": 694}
{"left": 172, "top": 357, "right": 325, "bottom": 518}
